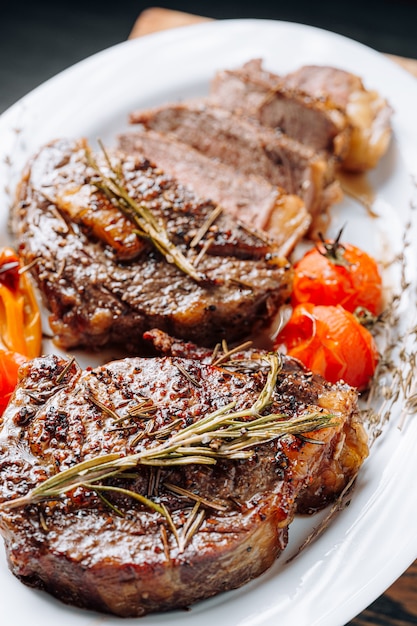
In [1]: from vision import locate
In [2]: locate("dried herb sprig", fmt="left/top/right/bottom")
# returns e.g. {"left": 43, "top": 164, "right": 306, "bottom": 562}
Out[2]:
{"left": 85, "top": 142, "right": 206, "bottom": 284}
{"left": 1, "top": 353, "right": 339, "bottom": 512}
{"left": 363, "top": 208, "right": 417, "bottom": 435}
{"left": 287, "top": 197, "right": 417, "bottom": 561}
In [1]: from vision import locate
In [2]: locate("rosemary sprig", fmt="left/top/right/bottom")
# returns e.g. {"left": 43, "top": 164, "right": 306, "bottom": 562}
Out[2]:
{"left": 90, "top": 482, "right": 181, "bottom": 549}
{"left": 130, "top": 419, "right": 155, "bottom": 446}
{"left": 85, "top": 142, "right": 206, "bottom": 284}
{"left": 1, "top": 353, "right": 339, "bottom": 512}
{"left": 94, "top": 489, "right": 125, "bottom": 517}
{"left": 160, "top": 502, "right": 180, "bottom": 547}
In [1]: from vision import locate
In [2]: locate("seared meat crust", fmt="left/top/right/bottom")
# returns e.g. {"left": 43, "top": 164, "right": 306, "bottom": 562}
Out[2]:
{"left": 210, "top": 58, "right": 351, "bottom": 160}
{"left": 209, "top": 59, "right": 392, "bottom": 172}
{"left": 0, "top": 349, "right": 368, "bottom": 616}
{"left": 144, "top": 329, "right": 370, "bottom": 512}
{"left": 11, "top": 139, "right": 293, "bottom": 351}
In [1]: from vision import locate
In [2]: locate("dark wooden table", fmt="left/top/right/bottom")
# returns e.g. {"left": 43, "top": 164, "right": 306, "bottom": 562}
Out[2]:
{"left": 130, "top": 9, "right": 417, "bottom": 625}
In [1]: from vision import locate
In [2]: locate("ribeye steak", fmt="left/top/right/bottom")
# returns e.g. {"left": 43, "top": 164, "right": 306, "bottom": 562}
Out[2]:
{"left": 0, "top": 341, "right": 368, "bottom": 616}
{"left": 11, "top": 138, "right": 292, "bottom": 351}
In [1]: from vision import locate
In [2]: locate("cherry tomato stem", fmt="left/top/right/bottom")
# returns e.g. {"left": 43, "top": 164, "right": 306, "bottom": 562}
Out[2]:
{"left": 292, "top": 240, "right": 383, "bottom": 315}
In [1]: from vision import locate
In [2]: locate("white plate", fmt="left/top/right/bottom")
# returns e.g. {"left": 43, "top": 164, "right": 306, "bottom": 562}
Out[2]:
{"left": 1, "top": 18, "right": 417, "bottom": 626}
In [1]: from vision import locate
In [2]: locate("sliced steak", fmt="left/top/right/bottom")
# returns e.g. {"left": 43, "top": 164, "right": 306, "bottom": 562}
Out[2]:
{"left": 210, "top": 57, "right": 283, "bottom": 113}
{"left": 0, "top": 346, "right": 368, "bottom": 616}
{"left": 210, "top": 58, "right": 351, "bottom": 160}
{"left": 118, "top": 127, "right": 310, "bottom": 257}
{"left": 11, "top": 138, "right": 293, "bottom": 351}
{"left": 284, "top": 65, "right": 393, "bottom": 171}
{"left": 130, "top": 101, "right": 342, "bottom": 229}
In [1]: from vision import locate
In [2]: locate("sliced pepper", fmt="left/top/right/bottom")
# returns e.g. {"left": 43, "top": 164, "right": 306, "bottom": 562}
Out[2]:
{"left": 0, "top": 247, "right": 42, "bottom": 416}
{"left": 0, "top": 247, "right": 42, "bottom": 359}
{"left": 0, "top": 349, "right": 27, "bottom": 414}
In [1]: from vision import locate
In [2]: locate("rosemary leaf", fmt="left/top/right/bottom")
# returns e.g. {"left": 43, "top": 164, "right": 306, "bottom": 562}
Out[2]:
{"left": 160, "top": 502, "right": 180, "bottom": 548}
{"left": 94, "top": 490, "right": 125, "bottom": 517}
{"left": 85, "top": 144, "right": 206, "bottom": 284}
{"left": 163, "top": 482, "right": 228, "bottom": 512}
{"left": 211, "top": 340, "right": 253, "bottom": 366}
{"left": 85, "top": 483, "right": 165, "bottom": 516}
{"left": 178, "top": 504, "right": 205, "bottom": 552}
{"left": 189, "top": 204, "right": 223, "bottom": 248}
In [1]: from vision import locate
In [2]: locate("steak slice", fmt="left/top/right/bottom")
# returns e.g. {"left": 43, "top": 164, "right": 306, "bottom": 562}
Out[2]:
{"left": 130, "top": 101, "right": 342, "bottom": 230}
{"left": 11, "top": 138, "right": 293, "bottom": 351}
{"left": 209, "top": 59, "right": 351, "bottom": 160}
{"left": 0, "top": 347, "right": 368, "bottom": 616}
{"left": 118, "top": 127, "right": 310, "bottom": 257}
{"left": 284, "top": 65, "right": 393, "bottom": 171}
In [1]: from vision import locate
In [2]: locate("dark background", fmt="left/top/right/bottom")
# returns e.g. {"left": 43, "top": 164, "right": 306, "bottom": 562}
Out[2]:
{"left": 2, "top": 0, "right": 417, "bottom": 113}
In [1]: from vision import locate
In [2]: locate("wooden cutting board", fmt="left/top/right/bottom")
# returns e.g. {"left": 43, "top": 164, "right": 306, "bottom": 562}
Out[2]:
{"left": 130, "top": 7, "right": 417, "bottom": 79}
{"left": 129, "top": 9, "right": 417, "bottom": 625}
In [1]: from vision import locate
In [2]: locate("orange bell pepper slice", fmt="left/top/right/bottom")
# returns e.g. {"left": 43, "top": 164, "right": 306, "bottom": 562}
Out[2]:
{"left": 0, "top": 247, "right": 42, "bottom": 415}
{"left": 0, "top": 349, "right": 27, "bottom": 414}
{"left": 0, "top": 247, "right": 42, "bottom": 359}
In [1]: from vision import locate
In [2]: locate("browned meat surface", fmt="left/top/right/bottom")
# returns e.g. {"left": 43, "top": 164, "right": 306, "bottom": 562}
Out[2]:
{"left": 285, "top": 65, "right": 393, "bottom": 171}
{"left": 118, "top": 127, "right": 310, "bottom": 257}
{"left": 285, "top": 65, "right": 367, "bottom": 109}
{"left": 210, "top": 58, "right": 283, "bottom": 112}
{"left": 210, "top": 59, "right": 351, "bottom": 160}
{"left": 144, "top": 329, "right": 370, "bottom": 512}
{"left": 130, "top": 101, "right": 342, "bottom": 229}
{"left": 0, "top": 345, "right": 368, "bottom": 616}
{"left": 11, "top": 138, "right": 293, "bottom": 351}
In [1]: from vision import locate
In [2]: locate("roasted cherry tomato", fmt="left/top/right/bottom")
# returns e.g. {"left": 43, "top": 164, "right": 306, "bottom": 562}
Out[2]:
{"left": 291, "top": 232, "right": 383, "bottom": 316}
{"left": 0, "top": 349, "right": 27, "bottom": 415}
{"left": 275, "top": 303, "right": 379, "bottom": 390}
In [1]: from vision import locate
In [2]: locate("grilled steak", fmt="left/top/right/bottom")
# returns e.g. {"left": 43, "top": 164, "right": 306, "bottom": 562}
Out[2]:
{"left": 11, "top": 138, "right": 293, "bottom": 351}
{"left": 144, "top": 328, "right": 370, "bottom": 512}
{"left": 130, "top": 101, "right": 342, "bottom": 228}
{"left": 0, "top": 344, "right": 368, "bottom": 616}
{"left": 284, "top": 65, "right": 392, "bottom": 171}
{"left": 118, "top": 127, "right": 310, "bottom": 257}
{"left": 209, "top": 59, "right": 392, "bottom": 172}
{"left": 209, "top": 59, "right": 351, "bottom": 160}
